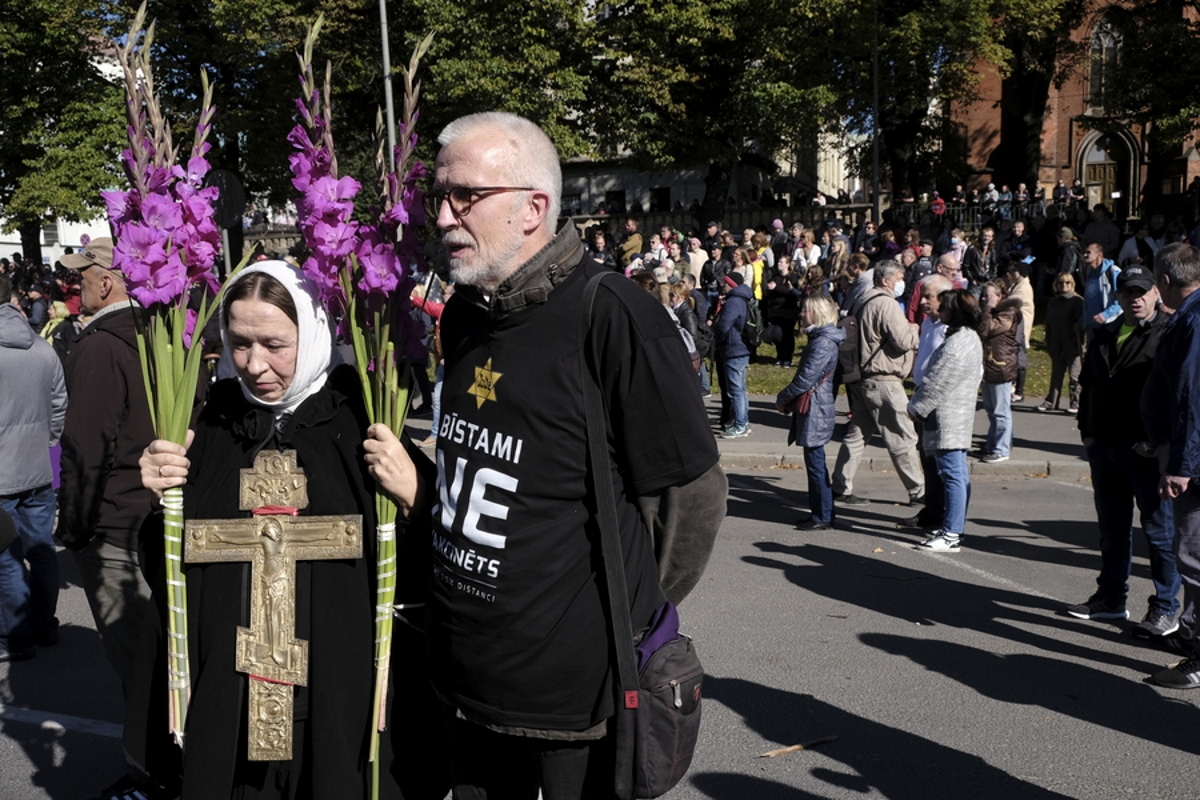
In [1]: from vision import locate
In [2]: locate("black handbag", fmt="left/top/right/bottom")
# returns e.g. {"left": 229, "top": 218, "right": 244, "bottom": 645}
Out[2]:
{"left": 579, "top": 272, "right": 704, "bottom": 799}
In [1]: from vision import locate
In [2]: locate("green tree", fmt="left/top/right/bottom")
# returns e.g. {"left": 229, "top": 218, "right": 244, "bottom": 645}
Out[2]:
{"left": 589, "top": 0, "right": 836, "bottom": 225}
{"left": 0, "top": 1, "right": 124, "bottom": 263}
{"left": 394, "top": 0, "right": 593, "bottom": 162}
{"left": 815, "top": 0, "right": 1090, "bottom": 200}
{"left": 822, "top": 0, "right": 1014, "bottom": 197}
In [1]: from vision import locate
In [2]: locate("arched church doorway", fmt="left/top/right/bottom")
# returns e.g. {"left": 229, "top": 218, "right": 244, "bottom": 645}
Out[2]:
{"left": 1080, "top": 133, "right": 1133, "bottom": 220}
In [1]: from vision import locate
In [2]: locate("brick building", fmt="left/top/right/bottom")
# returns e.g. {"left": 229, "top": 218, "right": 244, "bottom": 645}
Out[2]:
{"left": 950, "top": 7, "right": 1200, "bottom": 223}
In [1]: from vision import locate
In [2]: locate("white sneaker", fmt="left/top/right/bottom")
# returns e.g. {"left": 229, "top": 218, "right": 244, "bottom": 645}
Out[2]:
{"left": 917, "top": 530, "right": 962, "bottom": 552}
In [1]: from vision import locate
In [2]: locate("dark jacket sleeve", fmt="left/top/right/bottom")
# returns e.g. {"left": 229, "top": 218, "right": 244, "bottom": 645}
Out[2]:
{"left": 637, "top": 462, "right": 727, "bottom": 606}
{"left": 713, "top": 294, "right": 745, "bottom": 346}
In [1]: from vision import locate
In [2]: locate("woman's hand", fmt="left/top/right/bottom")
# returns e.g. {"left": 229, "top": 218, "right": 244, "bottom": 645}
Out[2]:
{"left": 140, "top": 430, "right": 194, "bottom": 499}
{"left": 363, "top": 424, "right": 424, "bottom": 517}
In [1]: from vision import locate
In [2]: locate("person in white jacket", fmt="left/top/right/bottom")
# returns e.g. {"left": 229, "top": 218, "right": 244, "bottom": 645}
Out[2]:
{"left": 907, "top": 289, "right": 984, "bottom": 552}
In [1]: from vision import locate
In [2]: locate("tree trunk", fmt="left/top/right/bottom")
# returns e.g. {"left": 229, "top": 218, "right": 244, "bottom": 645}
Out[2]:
{"left": 18, "top": 219, "right": 42, "bottom": 267}
{"left": 994, "top": 37, "right": 1055, "bottom": 192}
{"left": 222, "top": 137, "right": 245, "bottom": 268}
{"left": 884, "top": 113, "right": 924, "bottom": 200}
{"left": 699, "top": 160, "right": 734, "bottom": 228}
{"left": 217, "top": 66, "right": 245, "bottom": 269}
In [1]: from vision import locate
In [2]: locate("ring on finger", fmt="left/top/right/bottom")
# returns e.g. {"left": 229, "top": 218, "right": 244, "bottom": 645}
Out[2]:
{"left": 158, "top": 466, "right": 164, "bottom": 477}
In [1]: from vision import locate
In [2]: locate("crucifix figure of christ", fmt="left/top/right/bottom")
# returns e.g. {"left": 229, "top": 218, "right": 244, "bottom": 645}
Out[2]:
{"left": 184, "top": 450, "right": 363, "bottom": 761}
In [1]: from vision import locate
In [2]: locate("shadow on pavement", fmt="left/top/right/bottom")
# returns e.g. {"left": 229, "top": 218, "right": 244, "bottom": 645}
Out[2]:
{"left": 697, "top": 675, "right": 1077, "bottom": 799}
{"left": 746, "top": 541, "right": 1157, "bottom": 674}
{"left": 860, "top": 633, "right": 1200, "bottom": 756}
{"left": 1, "top": 624, "right": 124, "bottom": 799}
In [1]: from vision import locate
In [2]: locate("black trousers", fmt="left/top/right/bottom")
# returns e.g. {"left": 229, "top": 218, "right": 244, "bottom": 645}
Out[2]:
{"left": 447, "top": 714, "right": 613, "bottom": 800}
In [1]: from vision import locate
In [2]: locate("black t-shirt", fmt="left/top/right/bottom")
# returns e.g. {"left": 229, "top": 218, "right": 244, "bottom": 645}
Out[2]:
{"left": 429, "top": 259, "right": 717, "bottom": 731}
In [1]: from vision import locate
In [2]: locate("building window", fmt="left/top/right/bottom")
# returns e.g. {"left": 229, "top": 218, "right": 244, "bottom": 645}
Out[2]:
{"left": 604, "top": 190, "right": 626, "bottom": 214}
{"left": 42, "top": 219, "right": 59, "bottom": 247}
{"left": 561, "top": 193, "right": 581, "bottom": 217}
{"left": 1089, "top": 22, "right": 1121, "bottom": 113}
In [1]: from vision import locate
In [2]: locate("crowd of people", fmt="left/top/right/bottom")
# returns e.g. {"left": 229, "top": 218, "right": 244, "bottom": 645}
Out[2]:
{"left": 8, "top": 121, "right": 1200, "bottom": 800}
{"left": 580, "top": 195, "right": 1200, "bottom": 690}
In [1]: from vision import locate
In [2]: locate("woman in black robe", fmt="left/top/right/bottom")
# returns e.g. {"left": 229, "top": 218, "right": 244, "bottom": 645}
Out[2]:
{"left": 136, "top": 261, "right": 445, "bottom": 800}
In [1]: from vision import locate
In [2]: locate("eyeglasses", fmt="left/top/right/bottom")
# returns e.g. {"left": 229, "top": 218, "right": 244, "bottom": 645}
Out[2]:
{"left": 424, "top": 185, "right": 535, "bottom": 219}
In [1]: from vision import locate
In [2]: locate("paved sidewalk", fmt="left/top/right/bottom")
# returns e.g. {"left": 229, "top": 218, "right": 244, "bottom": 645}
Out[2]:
{"left": 708, "top": 392, "right": 1090, "bottom": 480}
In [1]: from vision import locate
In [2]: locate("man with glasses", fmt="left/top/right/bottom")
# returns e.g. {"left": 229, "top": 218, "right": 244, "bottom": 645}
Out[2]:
{"left": 424, "top": 112, "right": 724, "bottom": 798}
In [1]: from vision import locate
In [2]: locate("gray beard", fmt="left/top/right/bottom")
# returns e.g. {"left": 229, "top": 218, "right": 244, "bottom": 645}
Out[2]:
{"left": 449, "top": 259, "right": 510, "bottom": 295}
{"left": 447, "top": 235, "right": 524, "bottom": 294}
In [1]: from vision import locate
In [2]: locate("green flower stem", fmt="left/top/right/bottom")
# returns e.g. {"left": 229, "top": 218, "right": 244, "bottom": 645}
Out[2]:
{"left": 134, "top": 266, "right": 236, "bottom": 747}
{"left": 160, "top": 485, "right": 191, "bottom": 744}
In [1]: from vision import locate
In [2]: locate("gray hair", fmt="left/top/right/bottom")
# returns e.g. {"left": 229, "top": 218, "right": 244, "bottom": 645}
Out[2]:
{"left": 873, "top": 259, "right": 903, "bottom": 287}
{"left": 1155, "top": 242, "right": 1200, "bottom": 288}
{"left": 921, "top": 275, "right": 952, "bottom": 296}
{"left": 438, "top": 112, "right": 562, "bottom": 226}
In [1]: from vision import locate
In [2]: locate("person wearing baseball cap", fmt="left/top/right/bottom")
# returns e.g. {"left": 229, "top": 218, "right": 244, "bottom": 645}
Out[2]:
{"left": 1068, "top": 257, "right": 1179, "bottom": 648}
{"left": 59, "top": 238, "right": 114, "bottom": 272}
{"left": 1119, "top": 264, "right": 1156, "bottom": 294}
{"left": 56, "top": 234, "right": 158, "bottom": 738}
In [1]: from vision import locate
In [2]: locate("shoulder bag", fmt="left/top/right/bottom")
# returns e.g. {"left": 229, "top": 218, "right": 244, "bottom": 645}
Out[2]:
{"left": 580, "top": 272, "right": 704, "bottom": 799}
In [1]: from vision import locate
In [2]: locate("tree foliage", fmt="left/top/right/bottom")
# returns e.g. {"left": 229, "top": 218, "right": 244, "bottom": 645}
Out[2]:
{"left": 394, "top": 0, "right": 593, "bottom": 162}
{"left": 95, "top": 0, "right": 393, "bottom": 212}
{"left": 821, "top": 0, "right": 1039, "bottom": 194}
{"left": 10, "top": 0, "right": 1188, "bottom": 252}
{"left": 0, "top": 0, "right": 125, "bottom": 249}
{"left": 1094, "top": 1, "right": 1200, "bottom": 148}
{"left": 585, "top": 0, "right": 839, "bottom": 221}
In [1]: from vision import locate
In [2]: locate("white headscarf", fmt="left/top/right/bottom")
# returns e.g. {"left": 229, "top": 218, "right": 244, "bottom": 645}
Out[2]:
{"left": 217, "top": 260, "right": 343, "bottom": 415}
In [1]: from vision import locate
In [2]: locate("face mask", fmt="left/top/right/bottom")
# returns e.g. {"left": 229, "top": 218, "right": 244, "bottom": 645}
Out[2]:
{"left": 951, "top": 237, "right": 959, "bottom": 245}
{"left": 892, "top": 280, "right": 906, "bottom": 298}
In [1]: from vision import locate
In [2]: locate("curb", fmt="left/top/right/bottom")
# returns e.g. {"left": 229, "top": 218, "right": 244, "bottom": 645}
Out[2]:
{"left": 719, "top": 453, "right": 1090, "bottom": 481}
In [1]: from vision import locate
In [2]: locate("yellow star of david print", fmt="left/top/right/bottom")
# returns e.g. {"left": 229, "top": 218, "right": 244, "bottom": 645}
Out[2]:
{"left": 468, "top": 358, "right": 502, "bottom": 409}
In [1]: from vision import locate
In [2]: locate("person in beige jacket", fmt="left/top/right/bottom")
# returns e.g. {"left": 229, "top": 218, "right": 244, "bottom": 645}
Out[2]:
{"left": 831, "top": 260, "right": 925, "bottom": 506}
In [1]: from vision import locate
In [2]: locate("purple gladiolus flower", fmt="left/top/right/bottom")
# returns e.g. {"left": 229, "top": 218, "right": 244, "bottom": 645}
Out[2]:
{"left": 141, "top": 191, "right": 185, "bottom": 231}
{"left": 356, "top": 232, "right": 402, "bottom": 296}
{"left": 119, "top": 222, "right": 170, "bottom": 268}
{"left": 102, "top": 190, "right": 136, "bottom": 225}
{"left": 128, "top": 250, "right": 189, "bottom": 307}
{"left": 311, "top": 218, "right": 359, "bottom": 259}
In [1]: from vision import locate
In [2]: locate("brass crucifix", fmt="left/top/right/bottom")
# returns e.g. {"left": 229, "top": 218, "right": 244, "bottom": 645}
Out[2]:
{"left": 184, "top": 450, "right": 363, "bottom": 761}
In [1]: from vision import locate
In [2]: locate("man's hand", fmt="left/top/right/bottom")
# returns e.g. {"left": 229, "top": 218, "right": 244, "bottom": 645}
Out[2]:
{"left": 1092, "top": 312, "right": 1108, "bottom": 325}
{"left": 364, "top": 424, "right": 424, "bottom": 517}
{"left": 1161, "top": 474, "right": 1191, "bottom": 499}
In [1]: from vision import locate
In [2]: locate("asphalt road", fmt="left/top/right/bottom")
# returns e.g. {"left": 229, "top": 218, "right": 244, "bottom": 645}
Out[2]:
{"left": 2, "top": 463, "right": 1197, "bottom": 799}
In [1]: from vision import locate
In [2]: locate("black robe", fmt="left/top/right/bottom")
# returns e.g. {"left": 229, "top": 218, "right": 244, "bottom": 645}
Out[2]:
{"left": 127, "top": 365, "right": 446, "bottom": 799}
